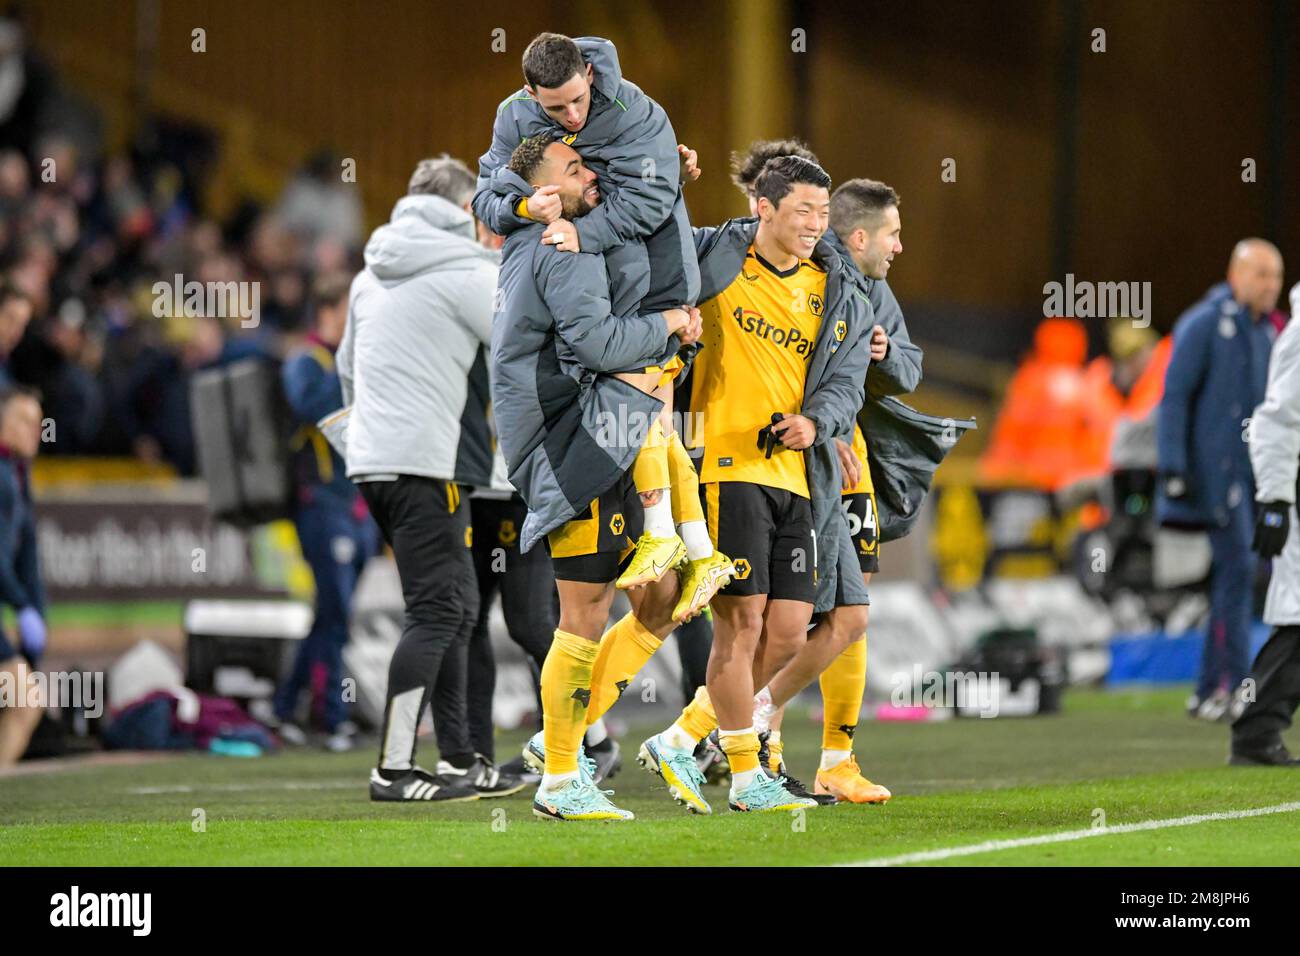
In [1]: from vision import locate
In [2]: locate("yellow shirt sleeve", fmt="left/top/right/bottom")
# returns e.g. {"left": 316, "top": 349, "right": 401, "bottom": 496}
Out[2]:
{"left": 843, "top": 423, "right": 875, "bottom": 495}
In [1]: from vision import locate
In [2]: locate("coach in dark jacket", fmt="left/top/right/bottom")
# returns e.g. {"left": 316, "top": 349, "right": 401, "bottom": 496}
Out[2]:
{"left": 1157, "top": 240, "right": 1284, "bottom": 714}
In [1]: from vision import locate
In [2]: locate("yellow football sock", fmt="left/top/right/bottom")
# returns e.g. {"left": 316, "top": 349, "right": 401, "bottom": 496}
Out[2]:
{"left": 718, "top": 729, "right": 760, "bottom": 774}
{"left": 586, "top": 613, "right": 663, "bottom": 723}
{"left": 632, "top": 419, "right": 670, "bottom": 495}
{"left": 540, "top": 629, "right": 600, "bottom": 775}
{"left": 666, "top": 432, "right": 705, "bottom": 525}
{"left": 821, "top": 637, "right": 867, "bottom": 751}
{"left": 677, "top": 685, "right": 718, "bottom": 742}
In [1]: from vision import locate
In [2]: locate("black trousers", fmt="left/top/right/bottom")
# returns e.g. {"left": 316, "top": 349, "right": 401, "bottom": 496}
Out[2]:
{"left": 675, "top": 612, "right": 712, "bottom": 703}
{"left": 434, "top": 496, "right": 558, "bottom": 762}
{"left": 1231, "top": 624, "right": 1300, "bottom": 748}
{"left": 359, "top": 477, "right": 477, "bottom": 771}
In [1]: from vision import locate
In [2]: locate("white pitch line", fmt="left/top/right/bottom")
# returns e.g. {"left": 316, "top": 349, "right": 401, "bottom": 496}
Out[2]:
{"left": 840, "top": 801, "right": 1300, "bottom": 867}
{"left": 128, "top": 781, "right": 358, "bottom": 795}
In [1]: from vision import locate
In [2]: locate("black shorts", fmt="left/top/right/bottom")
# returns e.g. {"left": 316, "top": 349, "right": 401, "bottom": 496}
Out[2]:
{"left": 547, "top": 470, "right": 644, "bottom": 584}
{"left": 701, "top": 481, "right": 815, "bottom": 603}
{"left": 472, "top": 495, "right": 528, "bottom": 564}
{"left": 842, "top": 492, "right": 880, "bottom": 574}
{"left": 0, "top": 628, "right": 15, "bottom": 662}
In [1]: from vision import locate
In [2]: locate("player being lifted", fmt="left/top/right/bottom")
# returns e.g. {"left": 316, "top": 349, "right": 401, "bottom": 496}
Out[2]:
{"left": 638, "top": 156, "right": 876, "bottom": 813}
{"left": 491, "top": 132, "right": 708, "bottom": 821}
{"left": 475, "top": 32, "right": 732, "bottom": 616}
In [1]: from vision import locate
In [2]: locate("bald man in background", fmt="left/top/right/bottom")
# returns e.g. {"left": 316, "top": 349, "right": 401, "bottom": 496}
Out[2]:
{"left": 1157, "top": 239, "right": 1285, "bottom": 721}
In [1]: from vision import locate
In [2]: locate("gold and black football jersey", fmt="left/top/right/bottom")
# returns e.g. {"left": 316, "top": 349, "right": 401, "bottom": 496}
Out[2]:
{"left": 692, "top": 246, "right": 828, "bottom": 497}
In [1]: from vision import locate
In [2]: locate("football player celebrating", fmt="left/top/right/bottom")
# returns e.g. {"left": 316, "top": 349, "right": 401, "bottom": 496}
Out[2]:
{"left": 639, "top": 156, "right": 875, "bottom": 814}
{"left": 491, "top": 133, "right": 709, "bottom": 821}
{"left": 475, "top": 33, "right": 731, "bottom": 611}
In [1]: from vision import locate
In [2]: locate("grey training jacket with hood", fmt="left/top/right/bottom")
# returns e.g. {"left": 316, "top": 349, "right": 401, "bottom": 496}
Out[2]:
{"left": 338, "top": 194, "right": 499, "bottom": 485}
{"left": 490, "top": 176, "right": 685, "bottom": 553}
{"left": 1251, "top": 290, "right": 1300, "bottom": 625}
{"left": 822, "top": 228, "right": 923, "bottom": 398}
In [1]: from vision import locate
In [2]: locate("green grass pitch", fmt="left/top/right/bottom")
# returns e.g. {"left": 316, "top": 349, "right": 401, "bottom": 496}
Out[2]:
{"left": 3, "top": 687, "right": 1298, "bottom": 866}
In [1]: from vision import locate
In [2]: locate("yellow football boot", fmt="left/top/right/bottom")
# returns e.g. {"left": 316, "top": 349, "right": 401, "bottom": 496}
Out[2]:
{"left": 814, "top": 755, "right": 892, "bottom": 804}
{"left": 671, "top": 552, "right": 736, "bottom": 621}
{"left": 616, "top": 532, "right": 687, "bottom": 589}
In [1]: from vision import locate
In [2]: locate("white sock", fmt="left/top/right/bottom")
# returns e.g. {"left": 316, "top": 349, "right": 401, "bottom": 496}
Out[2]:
{"left": 680, "top": 520, "right": 714, "bottom": 560}
{"left": 732, "top": 767, "right": 761, "bottom": 791}
{"left": 644, "top": 491, "right": 675, "bottom": 537}
{"left": 541, "top": 770, "right": 580, "bottom": 792}
{"left": 821, "top": 748, "right": 851, "bottom": 771}
{"left": 752, "top": 686, "right": 777, "bottom": 734}
{"left": 660, "top": 722, "right": 697, "bottom": 751}
{"left": 585, "top": 718, "right": 608, "bottom": 747}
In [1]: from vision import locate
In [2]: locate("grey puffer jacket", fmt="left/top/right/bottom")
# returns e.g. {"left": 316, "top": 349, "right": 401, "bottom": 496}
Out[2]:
{"left": 491, "top": 206, "right": 684, "bottom": 553}
{"left": 338, "top": 194, "right": 498, "bottom": 484}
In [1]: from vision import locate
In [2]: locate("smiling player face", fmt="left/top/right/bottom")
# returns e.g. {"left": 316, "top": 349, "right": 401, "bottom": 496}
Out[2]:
{"left": 533, "top": 141, "right": 600, "bottom": 219}
{"left": 759, "top": 183, "right": 830, "bottom": 261}
{"left": 856, "top": 205, "right": 903, "bottom": 280}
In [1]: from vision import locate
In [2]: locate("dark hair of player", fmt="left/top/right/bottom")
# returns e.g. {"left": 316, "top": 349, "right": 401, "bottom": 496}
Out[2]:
{"left": 730, "top": 138, "right": 820, "bottom": 197}
{"left": 829, "top": 178, "right": 901, "bottom": 237}
{"left": 507, "top": 131, "right": 560, "bottom": 183}
{"left": 522, "top": 33, "right": 586, "bottom": 90}
{"left": 753, "top": 155, "right": 832, "bottom": 209}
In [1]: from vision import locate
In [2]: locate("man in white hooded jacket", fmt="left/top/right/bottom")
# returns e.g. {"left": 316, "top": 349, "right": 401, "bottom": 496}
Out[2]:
{"left": 1235, "top": 282, "right": 1300, "bottom": 766}
{"left": 337, "top": 156, "right": 499, "bottom": 801}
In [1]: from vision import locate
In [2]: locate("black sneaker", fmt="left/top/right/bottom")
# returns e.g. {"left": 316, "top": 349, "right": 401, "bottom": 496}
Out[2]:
{"left": 1229, "top": 741, "right": 1300, "bottom": 766}
{"left": 777, "top": 764, "right": 837, "bottom": 805}
{"left": 369, "top": 766, "right": 480, "bottom": 802}
{"left": 499, "top": 753, "right": 539, "bottom": 783}
{"left": 696, "top": 731, "right": 728, "bottom": 785}
{"left": 439, "top": 755, "right": 527, "bottom": 797}
{"left": 586, "top": 737, "right": 622, "bottom": 783}
{"left": 757, "top": 731, "right": 772, "bottom": 775}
